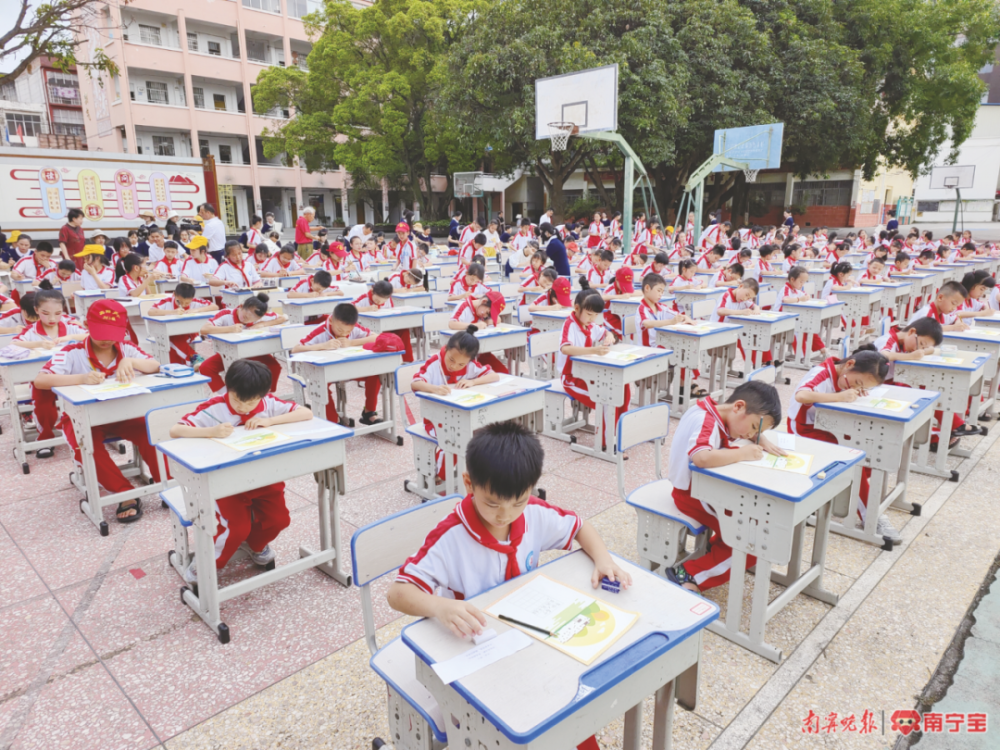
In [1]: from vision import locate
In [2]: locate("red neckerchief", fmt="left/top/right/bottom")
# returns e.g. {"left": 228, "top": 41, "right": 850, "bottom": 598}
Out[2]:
{"left": 883, "top": 326, "right": 901, "bottom": 352}
{"left": 33, "top": 320, "right": 67, "bottom": 339}
{"left": 86, "top": 337, "right": 121, "bottom": 376}
{"left": 436, "top": 346, "right": 470, "bottom": 383}
{"left": 276, "top": 257, "right": 292, "bottom": 270}
{"left": 456, "top": 494, "right": 525, "bottom": 581}
{"left": 694, "top": 396, "right": 732, "bottom": 449}
{"left": 927, "top": 302, "right": 945, "bottom": 323}
{"left": 33, "top": 256, "right": 48, "bottom": 276}
{"left": 224, "top": 392, "right": 266, "bottom": 425}
{"left": 161, "top": 257, "right": 178, "bottom": 273}
{"left": 226, "top": 260, "right": 250, "bottom": 286}
{"left": 760, "top": 260, "right": 772, "bottom": 272}
{"left": 819, "top": 357, "right": 842, "bottom": 391}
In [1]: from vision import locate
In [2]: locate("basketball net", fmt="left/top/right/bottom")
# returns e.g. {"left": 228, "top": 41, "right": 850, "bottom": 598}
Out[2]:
{"left": 548, "top": 122, "right": 576, "bottom": 152}
{"left": 743, "top": 168, "right": 759, "bottom": 183}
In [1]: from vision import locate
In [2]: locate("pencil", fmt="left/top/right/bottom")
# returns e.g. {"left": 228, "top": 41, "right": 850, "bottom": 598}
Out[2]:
{"left": 497, "top": 614, "right": 553, "bottom": 637}
{"left": 756, "top": 416, "right": 763, "bottom": 445}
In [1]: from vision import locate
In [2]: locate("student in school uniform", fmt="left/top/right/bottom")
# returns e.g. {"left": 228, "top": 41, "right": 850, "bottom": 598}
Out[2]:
{"left": 33, "top": 300, "right": 164, "bottom": 521}
{"left": 710, "top": 262, "right": 744, "bottom": 289}
{"left": 696, "top": 244, "right": 725, "bottom": 271}
{"left": 458, "top": 232, "right": 488, "bottom": 270}
{"left": 713, "top": 278, "right": 771, "bottom": 368}
{"left": 386, "top": 267, "right": 425, "bottom": 291}
{"left": 670, "top": 259, "right": 705, "bottom": 291}
{"left": 292, "top": 304, "right": 400, "bottom": 426}
{"left": 957, "top": 271, "right": 995, "bottom": 322}
{"left": 786, "top": 347, "right": 900, "bottom": 541}
{"left": 170, "top": 359, "right": 312, "bottom": 582}
{"left": 558, "top": 288, "right": 626, "bottom": 451}
{"left": 305, "top": 241, "right": 348, "bottom": 278}
{"left": 893, "top": 251, "right": 912, "bottom": 276}
{"left": 146, "top": 282, "right": 219, "bottom": 365}
{"left": 179, "top": 238, "right": 221, "bottom": 289}
{"left": 633, "top": 272, "right": 704, "bottom": 392}
{"left": 599, "top": 267, "right": 638, "bottom": 340}
{"left": 198, "top": 294, "right": 285, "bottom": 393}
{"left": 663, "top": 382, "right": 786, "bottom": 591}
{"left": 260, "top": 245, "right": 303, "bottom": 279}
{"left": 394, "top": 222, "right": 417, "bottom": 270}
{"left": 457, "top": 217, "right": 481, "bottom": 250}
{"left": 584, "top": 250, "right": 614, "bottom": 288}
{"left": 448, "top": 290, "right": 508, "bottom": 374}
{"left": 11, "top": 240, "right": 55, "bottom": 288}
{"left": 908, "top": 280, "right": 968, "bottom": 332}
{"left": 152, "top": 242, "right": 183, "bottom": 277}
{"left": 777, "top": 267, "right": 826, "bottom": 359}
{"left": 353, "top": 279, "right": 416, "bottom": 362}
{"left": 211, "top": 240, "right": 263, "bottom": 291}
{"left": 78, "top": 245, "right": 115, "bottom": 290}
{"left": 287, "top": 270, "right": 337, "bottom": 299}
{"left": 0, "top": 290, "right": 40, "bottom": 335}
{"left": 698, "top": 220, "right": 730, "bottom": 250}
{"left": 37, "top": 259, "right": 81, "bottom": 287}
{"left": 575, "top": 247, "right": 601, "bottom": 276}
{"left": 527, "top": 272, "right": 570, "bottom": 313}
{"left": 449, "top": 263, "right": 490, "bottom": 300}
{"left": 640, "top": 252, "right": 673, "bottom": 281}
{"left": 247, "top": 246, "right": 271, "bottom": 276}
{"left": 117, "top": 254, "right": 161, "bottom": 297}
{"left": 756, "top": 244, "right": 778, "bottom": 275}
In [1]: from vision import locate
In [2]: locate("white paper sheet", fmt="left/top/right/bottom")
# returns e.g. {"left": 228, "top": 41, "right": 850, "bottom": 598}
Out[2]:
{"left": 768, "top": 432, "right": 796, "bottom": 450}
{"left": 431, "top": 629, "right": 533, "bottom": 684}
{"left": 80, "top": 381, "right": 152, "bottom": 401}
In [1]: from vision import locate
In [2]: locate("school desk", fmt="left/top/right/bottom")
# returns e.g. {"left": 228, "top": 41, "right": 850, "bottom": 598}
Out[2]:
{"left": 157, "top": 417, "right": 353, "bottom": 642}
{"left": 277, "top": 274, "right": 309, "bottom": 290}
{"left": 54, "top": 372, "right": 210, "bottom": 535}
{"left": 836, "top": 287, "right": 882, "bottom": 349}
{"left": 941, "top": 328, "right": 1000, "bottom": 419}
{"left": 142, "top": 310, "right": 217, "bottom": 365}
{"left": 0, "top": 351, "right": 64, "bottom": 475}
{"left": 530, "top": 308, "right": 575, "bottom": 333}
{"left": 437, "top": 325, "right": 530, "bottom": 377}
{"left": 971, "top": 312, "right": 1000, "bottom": 331}
{"left": 760, "top": 272, "right": 787, "bottom": 292}
{"left": 781, "top": 299, "right": 844, "bottom": 370}
{"left": 206, "top": 326, "right": 293, "bottom": 372}
{"left": 12, "top": 277, "right": 35, "bottom": 300}
{"left": 655, "top": 321, "right": 742, "bottom": 416}
{"left": 568, "top": 344, "right": 672, "bottom": 463}
{"left": 289, "top": 346, "right": 403, "bottom": 442}
{"left": 607, "top": 296, "right": 646, "bottom": 339}
{"left": 402, "top": 549, "right": 718, "bottom": 750}
{"left": 390, "top": 289, "right": 436, "bottom": 310}
{"left": 670, "top": 287, "right": 726, "bottom": 317}
{"left": 283, "top": 295, "right": 347, "bottom": 325}
{"left": 690, "top": 432, "right": 865, "bottom": 662}
{"left": 413, "top": 375, "right": 549, "bottom": 494}
{"left": 805, "top": 268, "right": 830, "bottom": 298}
{"left": 153, "top": 277, "right": 180, "bottom": 294}
{"left": 725, "top": 310, "right": 798, "bottom": 382}
{"left": 934, "top": 263, "right": 968, "bottom": 284}
{"left": 893, "top": 350, "right": 988, "bottom": 481}
{"left": 74, "top": 289, "right": 111, "bottom": 318}
{"left": 901, "top": 272, "right": 938, "bottom": 317}
{"left": 813, "top": 385, "right": 939, "bottom": 550}
{"left": 422, "top": 265, "right": 442, "bottom": 280}
{"left": 860, "top": 279, "right": 911, "bottom": 321}
{"left": 220, "top": 286, "right": 288, "bottom": 309}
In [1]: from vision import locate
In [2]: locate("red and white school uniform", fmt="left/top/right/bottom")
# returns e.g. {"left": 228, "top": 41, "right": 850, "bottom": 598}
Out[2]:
{"left": 289, "top": 275, "right": 334, "bottom": 296}
{"left": 670, "top": 275, "right": 699, "bottom": 291}
{"left": 698, "top": 223, "right": 725, "bottom": 250}
{"left": 153, "top": 257, "right": 182, "bottom": 276}
{"left": 117, "top": 274, "right": 142, "bottom": 297}
{"left": 640, "top": 262, "right": 667, "bottom": 280}
{"left": 0, "top": 308, "right": 26, "bottom": 329}
{"left": 585, "top": 267, "right": 610, "bottom": 288}
{"left": 214, "top": 259, "right": 261, "bottom": 290}
{"left": 298, "top": 319, "right": 380, "bottom": 422}
{"left": 601, "top": 282, "right": 631, "bottom": 338}
{"left": 354, "top": 291, "right": 414, "bottom": 362}
{"left": 909, "top": 302, "right": 958, "bottom": 327}
{"left": 610, "top": 219, "right": 622, "bottom": 240}
{"left": 669, "top": 397, "right": 754, "bottom": 590}
{"left": 385, "top": 270, "right": 420, "bottom": 291}
{"left": 457, "top": 240, "right": 477, "bottom": 267}
{"left": 558, "top": 313, "right": 629, "bottom": 449}
{"left": 397, "top": 493, "right": 580, "bottom": 598}
{"left": 82, "top": 266, "right": 115, "bottom": 291}
{"left": 150, "top": 296, "right": 214, "bottom": 364}
{"left": 396, "top": 240, "right": 416, "bottom": 269}
{"left": 39, "top": 267, "right": 82, "bottom": 286}
{"left": 713, "top": 289, "right": 771, "bottom": 366}
{"left": 778, "top": 284, "right": 824, "bottom": 354}
{"left": 634, "top": 298, "right": 679, "bottom": 347}
{"left": 458, "top": 225, "right": 477, "bottom": 249}
{"left": 413, "top": 351, "right": 495, "bottom": 480}
{"left": 449, "top": 275, "right": 489, "bottom": 298}
{"left": 348, "top": 251, "right": 375, "bottom": 272}
{"left": 261, "top": 255, "right": 301, "bottom": 276}
{"left": 305, "top": 252, "right": 343, "bottom": 278}
{"left": 199, "top": 309, "right": 282, "bottom": 393}
{"left": 179, "top": 394, "right": 298, "bottom": 567}
{"left": 587, "top": 221, "right": 603, "bottom": 248}
{"left": 19, "top": 319, "right": 87, "bottom": 440}
{"left": 575, "top": 256, "right": 594, "bottom": 275}
{"left": 13, "top": 255, "right": 51, "bottom": 288}
{"left": 631, "top": 228, "right": 652, "bottom": 258}
{"left": 40, "top": 339, "right": 166, "bottom": 491}
{"left": 450, "top": 301, "right": 507, "bottom": 374}
{"left": 180, "top": 257, "right": 219, "bottom": 285}
{"left": 695, "top": 251, "right": 717, "bottom": 271}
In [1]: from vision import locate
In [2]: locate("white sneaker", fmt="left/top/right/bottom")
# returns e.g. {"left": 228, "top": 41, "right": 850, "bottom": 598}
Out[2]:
{"left": 876, "top": 515, "right": 902, "bottom": 544}
{"left": 240, "top": 542, "right": 276, "bottom": 566}
{"left": 183, "top": 559, "right": 198, "bottom": 584}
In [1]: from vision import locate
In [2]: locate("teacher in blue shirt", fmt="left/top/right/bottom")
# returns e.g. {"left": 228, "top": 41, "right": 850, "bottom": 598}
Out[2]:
{"left": 539, "top": 223, "right": 570, "bottom": 276}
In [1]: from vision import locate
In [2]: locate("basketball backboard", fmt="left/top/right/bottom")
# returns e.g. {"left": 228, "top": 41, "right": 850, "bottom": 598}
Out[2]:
{"left": 535, "top": 64, "right": 618, "bottom": 140}
{"left": 453, "top": 172, "right": 483, "bottom": 198}
{"left": 929, "top": 165, "right": 975, "bottom": 190}
{"left": 712, "top": 122, "right": 784, "bottom": 172}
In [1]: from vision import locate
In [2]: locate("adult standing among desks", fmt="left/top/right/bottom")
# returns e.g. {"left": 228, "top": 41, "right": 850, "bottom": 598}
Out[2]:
{"left": 262, "top": 212, "right": 276, "bottom": 234}
{"left": 199, "top": 203, "right": 227, "bottom": 264}
{"left": 347, "top": 221, "right": 374, "bottom": 243}
{"left": 295, "top": 206, "right": 319, "bottom": 260}
{"left": 539, "top": 222, "right": 571, "bottom": 277}
{"left": 447, "top": 210, "right": 462, "bottom": 251}
{"left": 59, "top": 208, "right": 87, "bottom": 270}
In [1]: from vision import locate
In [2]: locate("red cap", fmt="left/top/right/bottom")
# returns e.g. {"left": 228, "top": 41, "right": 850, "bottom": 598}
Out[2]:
{"left": 395, "top": 222, "right": 410, "bottom": 234}
{"left": 615, "top": 267, "right": 635, "bottom": 293}
{"left": 363, "top": 332, "right": 405, "bottom": 353}
{"left": 552, "top": 277, "right": 572, "bottom": 306}
{"left": 485, "top": 290, "right": 506, "bottom": 325}
{"left": 330, "top": 241, "right": 347, "bottom": 258}
{"left": 87, "top": 299, "right": 130, "bottom": 342}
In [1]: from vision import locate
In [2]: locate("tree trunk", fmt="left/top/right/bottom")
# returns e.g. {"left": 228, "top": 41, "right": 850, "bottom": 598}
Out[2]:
{"left": 584, "top": 154, "right": 615, "bottom": 212}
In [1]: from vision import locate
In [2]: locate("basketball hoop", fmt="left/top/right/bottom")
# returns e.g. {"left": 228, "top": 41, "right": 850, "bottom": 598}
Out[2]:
{"left": 548, "top": 122, "right": 578, "bottom": 152}
{"left": 743, "top": 168, "right": 759, "bottom": 183}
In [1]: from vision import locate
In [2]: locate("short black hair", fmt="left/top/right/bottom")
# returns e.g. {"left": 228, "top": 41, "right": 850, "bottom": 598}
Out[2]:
{"left": 332, "top": 302, "right": 359, "bottom": 325}
{"left": 174, "top": 282, "right": 196, "bottom": 299}
{"left": 642, "top": 272, "right": 667, "bottom": 290}
{"left": 598, "top": 250, "right": 614, "bottom": 263}
{"left": 67, "top": 208, "right": 84, "bottom": 221}
{"left": 653, "top": 252, "right": 670, "bottom": 265}
{"left": 57, "top": 259, "right": 76, "bottom": 273}
{"left": 242, "top": 292, "right": 269, "bottom": 317}
{"left": 122, "top": 254, "right": 143, "bottom": 272}
{"left": 447, "top": 326, "right": 481, "bottom": 358}
{"left": 466, "top": 262, "right": 485, "bottom": 281}
{"left": 729, "top": 263, "right": 745, "bottom": 278}
{"left": 741, "top": 278, "right": 760, "bottom": 294}
{"left": 940, "top": 280, "right": 968, "bottom": 299}
{"left": 35, "top": 241, "right": 53, "bottom": 254}
{"left": 372, "top": 280, "right": 393, "bottom": 297}
{"left": 313, "top": 269, "right": 332, "bottom": 288}
{"left": 225, "top": 359, "right": 273, "bottom": 401}
{"left": 466, "top": 421, "right": 544, "bottom": 500}
{"left": 726, "top": 381, "right": 782, "bottom": 427}
{"left": 788, "top": 266, "right": 808, "bottom": 281}
{"left": 474, "top": 232, "right": 487, "bottom": 245}
{"left": 905, "top": 317, "right": 943, "bottom": 345}
{"left": 709, "top": 244, "right": 725, "bottom": 256}
{"left": 35, "top": 288, "right": 64, "bottom": 308}
{"left": 225, "top": 239, "right": 243, "bottom": 257}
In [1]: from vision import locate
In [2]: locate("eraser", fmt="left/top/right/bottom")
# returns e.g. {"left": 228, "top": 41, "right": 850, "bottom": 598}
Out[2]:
{"left": 817, "top": 471, "right": 827, "bottom": 479}
{"left": 472, "top": 628, "right": 497, "bottom": 645}
{"left": 600, "top": 577, "right": 621, "bottom": 594}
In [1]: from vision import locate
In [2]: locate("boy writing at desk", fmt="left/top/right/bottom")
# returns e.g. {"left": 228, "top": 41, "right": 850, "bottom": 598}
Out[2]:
{"left": 169, "top": 359, "right": 313, "bottom": 583}
{"left": 388, "top": 421, "right": 629, "bottom": 750}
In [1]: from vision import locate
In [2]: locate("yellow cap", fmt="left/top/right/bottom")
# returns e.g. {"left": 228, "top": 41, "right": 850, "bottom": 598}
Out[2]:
{"left": 8, "top": 230, "right": 21, "bottom": 242}
{"left": 75, "top": 244, "right": 108, "bottom": 257}
{"left": 186, "top": 235, "right": 208, "bottom": 249}
{"left": 666, "top": 225, "right": 675, "bottom": 233}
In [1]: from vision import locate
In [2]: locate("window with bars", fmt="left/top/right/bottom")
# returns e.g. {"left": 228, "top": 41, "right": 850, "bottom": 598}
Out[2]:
{"left": 207, "top": 41, "right": 221, "bottom": 56}
{"left": 218, "top": 144, "right": 232, "bottom": 164}
{"left": 152, "top": 136, "right": 175, "bottom": 156}
{"left": 199, "top": 138, "right": 209, "bottom": 157}
{"left": 139, "top": 24, "right": 162, "bottom": 46}
{"left": 193, "top": 87, "right": 205, "bottom": 108}
{"left": 792, "top": 180, "right": 853, "bottom": 207}
{"left": 146, "top": 81, "right": 169, "bottom": 105}
{"left": 187, "top": 32, "right": 198, "bottom": 51}
{"left": 246, "top": 38, "right": 267, "bottom": 63}
{"left": 5, "top": 113, "right": 42, "bottom": 137}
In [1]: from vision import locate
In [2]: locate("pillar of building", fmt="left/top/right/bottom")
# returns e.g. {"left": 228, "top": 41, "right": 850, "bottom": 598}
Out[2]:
{"left": 175, "top": 11, "right": 200, "bottom": 160}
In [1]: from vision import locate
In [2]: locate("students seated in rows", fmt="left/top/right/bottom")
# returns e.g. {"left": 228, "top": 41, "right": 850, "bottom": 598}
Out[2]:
{"left": 305, "top": 241, "right": 350, "bottom": 279}
{"left": 261, "top": 245, "right": 302, "bottom": 279}
{"left": 411, "top": 327, "right": 500, "bottom": 480}
{"left": 448, "top": 289, "right": 508, "bottom": 373}
{"left": 634, "top": 273, "right": 690, "bottom": 347}
{"left": 292, "top": 303, "right": 398, "bottom": 426}
{"left": 449, "top": 262, "right": 489, "bottom": 300}
{"left": 640, "top": 251, "right": 672, "bottom": 281}
{"left": 34, "top": 300, "right": 164, "bottom": 521}
{"left": 521, "top": 267, "right": 559, "bottom": 309}
{"left": 198, "top": 293, "right": 285, "bottom": 393}
{"left": 287, "top": 270, "right": 337, "bottom": 299}
{"left": 170, "top": 359, "right": 313, "bottom": 582}
{"left": 147, "top": 282, "right": 219, "bottom": 365}
{"left": 908, "top": 280, "right": 968, "bottom": 332}
{"left": 178, "top": 237, "right": 219, "bottom": 287}
{"left": 669, "top": 259, "right": 704, "bottom": 290}
{"left": 153, "top": 242, "right": 183, "bottom": 277}
{"left": 213, "top": 240, "right": 263, "bottom": 289}
{"left": 11, "top": 240, "right": 54, "bottom": 285}
{"left": 37, "top": 259, "right": 80, "bottom": 288}
{"left": 711, "top": 262, "right": 744, "bottom": 288}
{"left": 666, "top": 382, "right": 786, "bottom": 591}
{"left": 389, "top": 421, "right": 629, "bottom": 750}
{"left": 387, "top": 266, "right": 424, "bottom": 291}
{"left": 957, "top": 271, "right": 995, "bottom": 322}
{"left": 0, "top": 289, "right": 40, "bottom": 334}
{"left": 79, "top": 245, "right": 115, "bottom": 290}
{"left": 599, "top": 267, "right": 637, "bottom": 340}
{"left": 695, "top": 244, "right": 725, "bottom": 271}
{"left": 352, "top": 279, "right": 415, "bottom": 362}
{"left": 118, "top": 254, "right": 161, "bottom": 297}
{"left": 775, "top": 267, "right": 825, "bottom": 359}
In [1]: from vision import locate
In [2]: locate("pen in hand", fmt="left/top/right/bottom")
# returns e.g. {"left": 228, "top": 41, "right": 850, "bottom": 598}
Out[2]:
{"left": 756, "top": 417, "right": 762, "bottom": 445}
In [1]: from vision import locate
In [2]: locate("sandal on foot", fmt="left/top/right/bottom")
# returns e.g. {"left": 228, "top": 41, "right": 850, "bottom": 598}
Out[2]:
{"left": 36, "top": 447, "right": 54, "bottom": 459}
{"left": 690, "top": 386, "right": 709, "bottom": 398}
{"left": 952, "top": 424, "right": 982, "bottom": 438}
{"left": 116, "top": 499, "right": 143, "bottom": 524}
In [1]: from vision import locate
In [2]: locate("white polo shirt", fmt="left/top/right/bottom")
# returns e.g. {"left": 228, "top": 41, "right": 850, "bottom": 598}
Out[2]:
{"left": 298, "top": 319, "right": 371, "bottom": 346}
{"left": 668, "top": 397, "right": 732, "bottom": 495}
{"left": 179, "top": 393, "right": 297, "bottom": 428}
{"left": 788, "top": 358, "right": 840, "bottom": 433}
{"left": 712, "top": 288, "right": 754, "bottom": 324}
{"left": 179, "top": 257, "right": 219, "bottom": 285}
{"left": 214, "top": 260, "right": 261, "bottom": 288}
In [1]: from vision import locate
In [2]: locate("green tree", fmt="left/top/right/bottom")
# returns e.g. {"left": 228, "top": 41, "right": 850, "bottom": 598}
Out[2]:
{"left": 252, "top": 0, "right": 484, "bottom": 220}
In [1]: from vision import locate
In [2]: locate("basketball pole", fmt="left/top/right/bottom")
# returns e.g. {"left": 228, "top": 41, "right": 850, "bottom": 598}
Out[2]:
{"left": 952, "top": 188, "right": 962, "bottom": 234}
{"left": 680, "top": 154, "right": 750, "bottom": 245}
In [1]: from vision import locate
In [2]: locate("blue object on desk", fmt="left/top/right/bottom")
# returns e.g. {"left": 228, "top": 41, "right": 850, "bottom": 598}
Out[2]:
{"left": 600, "top": 577, "right": 621, "bottom": 594}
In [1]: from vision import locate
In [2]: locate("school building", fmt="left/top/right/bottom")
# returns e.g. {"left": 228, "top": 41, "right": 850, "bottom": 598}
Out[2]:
{"left": 72, "top": 0, "right": 440, "bottom": 234}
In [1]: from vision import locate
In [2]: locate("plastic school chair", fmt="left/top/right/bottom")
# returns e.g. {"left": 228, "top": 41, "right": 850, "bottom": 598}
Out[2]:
{"left": 528, "top": 330, "right": 590, "bottom": 442}
{"left": 689, "top": 298, "right": 718, "bottom": 321}
{"left": 421, "top": 311, "right": 451, "bottom": 361}
{"left": 745, "top": 365, "right": 776, "bottom": 384}
{"left": 615, "top": 402, "right": 670, "bottom": 501}
{"left": 351, "top": 494, "right": 464, "bottom": 750}
{"left": 395, "top": 361, "right": 450, "bottom": 502}
{"left": 278, "top": 325, "right": 310, "bottom": 407}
